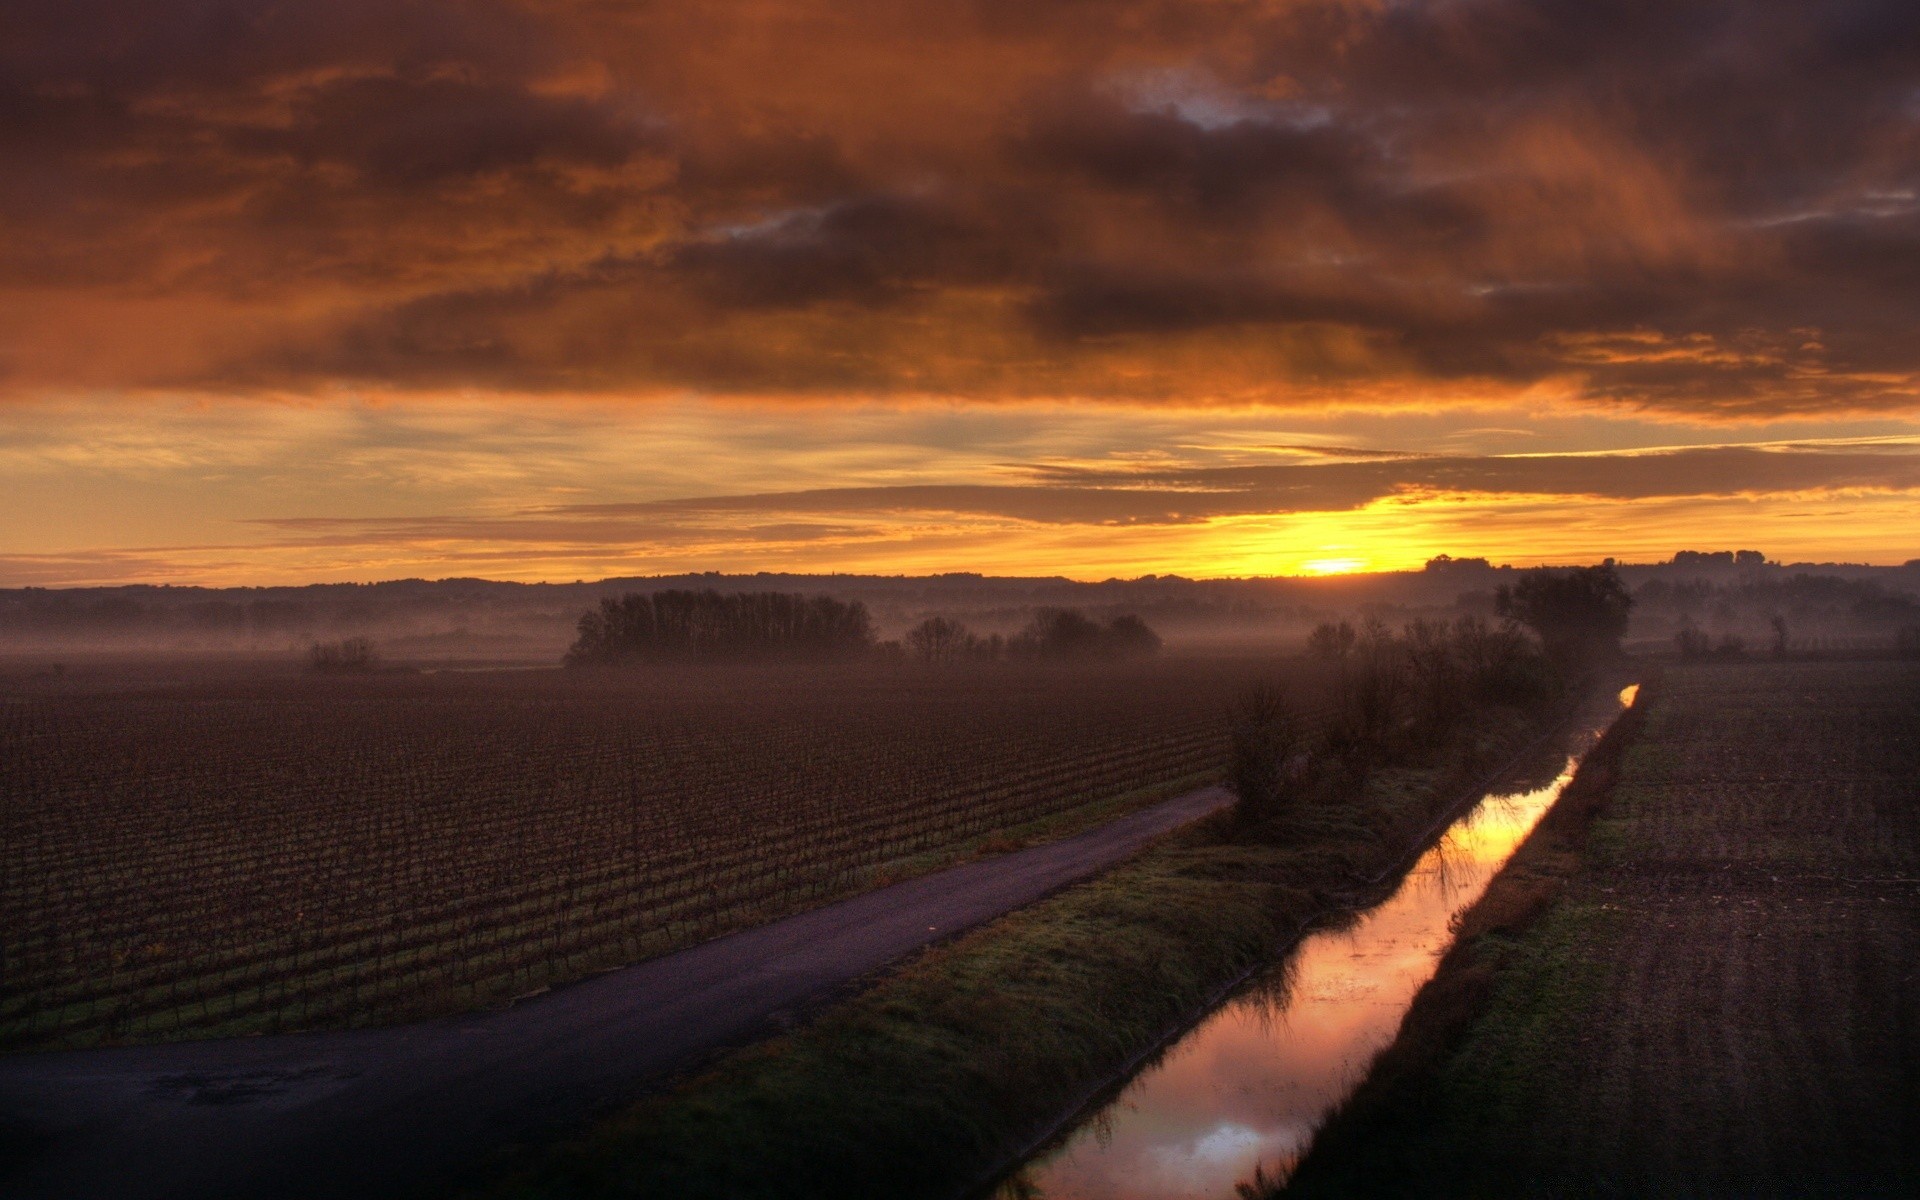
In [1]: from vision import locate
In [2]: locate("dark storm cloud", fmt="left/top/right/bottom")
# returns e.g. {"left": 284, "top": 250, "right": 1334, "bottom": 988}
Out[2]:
{"left": 234, "top": 75, "right": 657, "bottom": 188}
{"left": 668, "top": 195, "right": 1045, "bottom": 309}
{"left": 1015, "top": 92, "right": 1375, "bottom": 220}
{"left": 2, "top": 0, "right": 1917, "bottom": 414}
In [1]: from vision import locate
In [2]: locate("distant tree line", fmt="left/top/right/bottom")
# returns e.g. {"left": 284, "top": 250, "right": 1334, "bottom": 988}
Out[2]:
{"left": 1635, "top": 572, "right": 1920, "bottom": 628}
{"left": 1670, "top": 549, "right": 1768, "bottom": 568}
{"left": 566, "top": 590, "right": 876, "bottom": 664}
{"left": 0, "top": 594, "right": 330, "bottom": 633}
{"left": 901, "top": 607, "right": 1162, "bottom": 664}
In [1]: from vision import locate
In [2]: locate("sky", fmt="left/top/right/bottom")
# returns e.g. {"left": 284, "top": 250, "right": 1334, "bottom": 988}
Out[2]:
{"left": 3, "top": 0, "right": 1918, "bottom": 585}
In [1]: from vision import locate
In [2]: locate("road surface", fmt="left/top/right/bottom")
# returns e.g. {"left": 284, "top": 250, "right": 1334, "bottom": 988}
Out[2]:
{"left": 0, "top": 783, "right": 1234, "bottom": 1200}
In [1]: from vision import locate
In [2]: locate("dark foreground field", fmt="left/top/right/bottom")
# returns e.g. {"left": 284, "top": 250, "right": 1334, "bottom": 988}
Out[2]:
{"left": 1, "top": 658, "right": 1276, "bottom": 1051}
{"left": 0, "top": 784, "right": 1233, "bottom": 1200}
{"left": 1285, "top": 660, "right": 1920, "bottom": 1197}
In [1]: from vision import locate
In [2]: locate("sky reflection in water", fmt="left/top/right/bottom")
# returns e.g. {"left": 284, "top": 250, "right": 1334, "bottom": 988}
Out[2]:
{"left": 1001, "top": 691, "right": 1634, "bottom": 1199}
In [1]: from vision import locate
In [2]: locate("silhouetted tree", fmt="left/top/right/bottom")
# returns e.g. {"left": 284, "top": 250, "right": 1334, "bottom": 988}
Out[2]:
{"left": 1331, "top": 618, "right": 1407, "bottom": 760}
{"left": 1402, "top": 619, "right": 1465, "bottom": 743}
{"left": 1019, "top": 608, "right": 1105, "bottom": 657}
{"left": 1012, "top": 608, "right": 1161, "bottom": 660}
{"left": 309, "top": 637, "right": 377, "bottom": 672}
{"left": 1497, "top": 564, "right": 1633, "bottom": 670}
{"left": 1103, "top": 614, "right": 1163, "bottom": 657}
{"left": 1229, "top": 683, "right": 1307, "bottom": 827}
{"left": 906, "top": 616, "right": 972, "bottom": 665}
{"left": 1308, "top": 620, "right": 1356, "bottom": 663}
{"left": 566, "top": 590, "right": 875, "bottom": 664}
{"left": 1450, "top": 614, "right": 1551, "bottom": 705}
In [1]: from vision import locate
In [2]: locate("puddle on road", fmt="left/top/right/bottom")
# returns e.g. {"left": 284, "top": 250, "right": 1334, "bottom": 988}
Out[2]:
{"left": 996, "top": 685, "right": 1638, "bottom": 1200}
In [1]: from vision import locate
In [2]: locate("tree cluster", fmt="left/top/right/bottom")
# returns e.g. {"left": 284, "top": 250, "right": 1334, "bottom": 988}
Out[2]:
{"left": 903, "top": 616, "right": 1005, "bottom": 665}
{"left": 1670, "top": 549, "right": 1768, "bottom": 568}
{"left": 1011, "top": 608, "right": 1162, "bottom": 660}
{"left": 1231, "top": 613, "right": 1556, "bottom": 830}
{"left": 1496, "top": 564, "right": 1633, "bottom": 671}
{"left": 900, "top": 608, "right": 1163, "bottom": 665}
{"left": 566, "top": 590, "right": 875, "bottom": 665}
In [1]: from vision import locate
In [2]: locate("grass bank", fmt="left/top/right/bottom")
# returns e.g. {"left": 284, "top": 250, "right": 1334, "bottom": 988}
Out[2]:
{"left": 457, "top": 697, "right": 1564, "bottom": 1200}
{"left": 1280, "top": 660, "right": 1920, "bottom": 1198}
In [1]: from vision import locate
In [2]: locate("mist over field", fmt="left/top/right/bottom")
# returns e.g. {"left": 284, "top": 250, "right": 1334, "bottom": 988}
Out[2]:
{"left": 4, "top": 554, "right": 1916, "bottom": 669}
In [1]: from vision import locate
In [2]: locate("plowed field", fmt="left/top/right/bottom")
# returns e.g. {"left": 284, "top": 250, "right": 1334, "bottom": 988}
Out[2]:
{"left": 2, "top": 659, "right": 1286, "bottom": 1052}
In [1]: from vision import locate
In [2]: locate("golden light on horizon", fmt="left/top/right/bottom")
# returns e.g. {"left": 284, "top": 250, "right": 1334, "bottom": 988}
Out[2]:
{"left": 1, "top": 2, "right": 1918, "bottom": 587}
{"left": 1300, "top": 557, "right": 1367, "bottom": 576}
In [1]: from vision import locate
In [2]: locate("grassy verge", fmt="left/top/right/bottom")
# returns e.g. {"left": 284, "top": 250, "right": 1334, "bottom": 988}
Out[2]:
{"left": 456, "top": 703, "right": 1554, "bottom": 1200}
{"left": 1280, "top": 660, "right": 1920, "bottom": 1197}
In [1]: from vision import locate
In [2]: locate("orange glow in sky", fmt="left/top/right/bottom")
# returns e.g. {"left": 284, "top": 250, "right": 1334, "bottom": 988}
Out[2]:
{"left": 2, "top": 2, "right": 1917, "bottom": 585}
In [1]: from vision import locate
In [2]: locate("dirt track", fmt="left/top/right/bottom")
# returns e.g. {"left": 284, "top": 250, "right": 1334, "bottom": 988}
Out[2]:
{"left": 0, "top": 784, "right": 1232, "bottom": 1200}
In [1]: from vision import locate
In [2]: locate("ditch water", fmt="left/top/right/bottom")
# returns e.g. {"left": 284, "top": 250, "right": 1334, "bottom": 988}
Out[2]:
{"left": 994, "top": 684, "right": 1639, "bottom": 1200}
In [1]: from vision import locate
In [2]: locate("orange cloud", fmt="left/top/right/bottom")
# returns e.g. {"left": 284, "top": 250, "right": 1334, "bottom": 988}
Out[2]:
{"left": 7, "top": 429, "right": 1916, "bottom": 585}
{"left": 1, "top": 1, "right": 1915, "bottom": 417}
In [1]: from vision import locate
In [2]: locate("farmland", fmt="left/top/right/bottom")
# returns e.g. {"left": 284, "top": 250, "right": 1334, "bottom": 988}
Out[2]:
{"left": 0, "top": 657, "right": 1288, "bottom": 1052}
{"left": 1283, "top": 659, "right": 1920, "bottom": 1196}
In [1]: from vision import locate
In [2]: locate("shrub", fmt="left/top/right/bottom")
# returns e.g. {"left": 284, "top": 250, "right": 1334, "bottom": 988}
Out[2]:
{"left": 1675, "top": 624, "right": 1713, "bottom": 659}
{"left": 308, "top": 637, "right": 377, "bottom": 672}
{"left": 1103, "top": 613, "right": 1164, "bottom": 658}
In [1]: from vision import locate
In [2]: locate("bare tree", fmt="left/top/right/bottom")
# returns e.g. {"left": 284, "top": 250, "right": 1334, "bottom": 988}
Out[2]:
{"left": 1229, "top": 683, "right": 1309, "bottom": 827}
{"left": 906, "top": 616, "right": 971, "bottom": 665}
{"left": 1308, "top": 620, "right": 1356, "bottom": 663}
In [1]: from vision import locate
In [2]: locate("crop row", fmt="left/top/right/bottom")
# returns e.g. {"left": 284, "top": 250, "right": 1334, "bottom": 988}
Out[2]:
{"left": 1, "top": 660, "right": 1293, "bottom": 1049}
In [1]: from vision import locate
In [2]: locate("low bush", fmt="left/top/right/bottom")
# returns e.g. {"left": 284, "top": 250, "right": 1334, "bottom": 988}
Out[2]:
{"left": 308, "top": 637, "right": 377, "bottom": 672}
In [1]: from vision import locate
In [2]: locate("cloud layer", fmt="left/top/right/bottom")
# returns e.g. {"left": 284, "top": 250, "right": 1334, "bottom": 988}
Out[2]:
{"left": 4, "top": 0, "right": 1918, "bottom": 415}
{"left": 8, "top": 406, "right": 1916, "bottom": 584}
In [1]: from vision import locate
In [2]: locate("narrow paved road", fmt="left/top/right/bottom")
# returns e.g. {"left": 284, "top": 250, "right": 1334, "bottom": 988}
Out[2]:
{"left": 0, "top": 783, "right": 1234, "bottom": 1200}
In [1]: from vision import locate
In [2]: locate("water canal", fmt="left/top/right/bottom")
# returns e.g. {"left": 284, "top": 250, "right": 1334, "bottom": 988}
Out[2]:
{"left": 996, "top": 684, "right": 1640, "bottom": 1200}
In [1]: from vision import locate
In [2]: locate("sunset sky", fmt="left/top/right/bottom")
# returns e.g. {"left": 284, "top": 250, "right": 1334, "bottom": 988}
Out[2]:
{"left": 4, "top": 0, "right": 1917, "bottom": 585}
